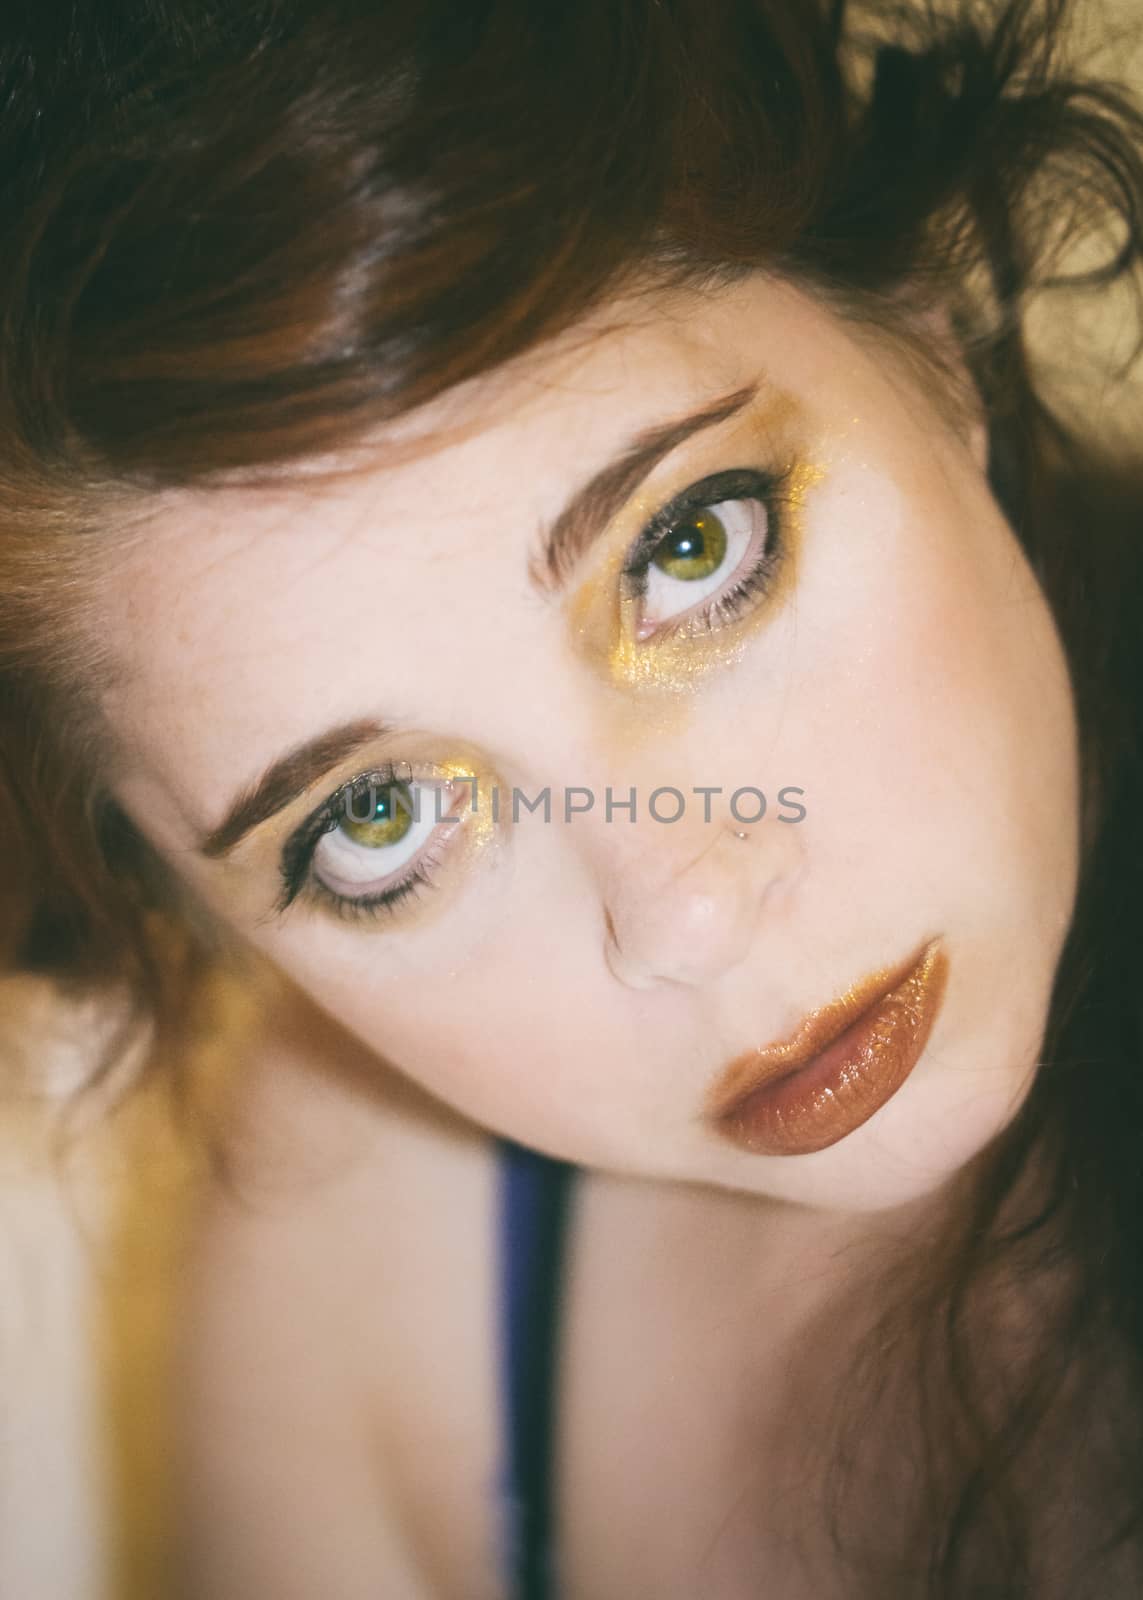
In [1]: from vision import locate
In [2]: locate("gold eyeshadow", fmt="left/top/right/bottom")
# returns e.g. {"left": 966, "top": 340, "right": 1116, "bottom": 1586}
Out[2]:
{"left": 249, "top": 397, "right": 827, "bottom": 927}
{"left": 347, "top": 755, "right": 502, "bottom": 934}
{"left": 438, "top": 755, "right": 497, "bottom": 853}
{"left": 567, "top": 452, "right": 824, "bottom": 696}
{"left": 260, "top": 740, "right": 503, "bottom": 930}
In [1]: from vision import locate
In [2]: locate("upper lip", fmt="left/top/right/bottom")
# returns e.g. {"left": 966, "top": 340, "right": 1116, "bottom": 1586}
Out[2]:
{"left": 703, "top": 939, "right": 940, "bottom": 1121}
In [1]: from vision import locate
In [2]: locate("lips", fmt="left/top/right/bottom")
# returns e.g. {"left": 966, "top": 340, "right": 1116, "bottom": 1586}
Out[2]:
{"left": 704, "top": 939, "right": 949, "bottom": 1157}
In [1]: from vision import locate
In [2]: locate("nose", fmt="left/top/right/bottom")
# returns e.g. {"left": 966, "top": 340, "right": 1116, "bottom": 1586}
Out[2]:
{"left": 602, "top": 821, "right": 775, "bottom": 991}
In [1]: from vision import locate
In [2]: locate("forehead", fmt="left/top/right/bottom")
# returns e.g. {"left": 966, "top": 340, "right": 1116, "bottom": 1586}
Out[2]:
{"left": 95, "top": 276, "right": 871, "bottom": 836}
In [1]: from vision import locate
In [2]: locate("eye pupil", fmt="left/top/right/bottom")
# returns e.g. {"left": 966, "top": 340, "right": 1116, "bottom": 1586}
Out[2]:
{"left": 342, "top": 782, "right": 415, "bottom": 847}
{"left": 652, "top": 510, "right": 728, "bottom": 581}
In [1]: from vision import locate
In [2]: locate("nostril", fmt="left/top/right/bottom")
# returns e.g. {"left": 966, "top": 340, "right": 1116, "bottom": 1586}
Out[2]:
{"left": 603, "top": 904, "right": 656, "bottom": 988}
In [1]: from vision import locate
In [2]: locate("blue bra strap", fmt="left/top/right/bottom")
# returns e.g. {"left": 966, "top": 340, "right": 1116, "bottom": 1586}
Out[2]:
{"left": 495, "top": 1136, "right": 576, "bottom": 1600}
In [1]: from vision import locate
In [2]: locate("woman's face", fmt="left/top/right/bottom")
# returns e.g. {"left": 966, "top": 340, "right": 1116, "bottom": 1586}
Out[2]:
{"left": 98, "top": 274, "right": 1080, "bottom": 1214}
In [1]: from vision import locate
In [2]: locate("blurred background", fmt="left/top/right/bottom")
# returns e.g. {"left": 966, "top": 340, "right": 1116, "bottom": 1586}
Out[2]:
{"left": 2, "top": 3, "right": 1142, "bottom": 1598}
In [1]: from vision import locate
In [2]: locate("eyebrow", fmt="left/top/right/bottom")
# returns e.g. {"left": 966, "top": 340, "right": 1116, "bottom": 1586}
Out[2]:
{"left": 527, "top": 381, "right": 759, "bottom": 593}
{"left": 198, "top": 382, "right": 760, "bottom": 862}
{"left": 198, "top": 717, "right": 389, "bottom": 859}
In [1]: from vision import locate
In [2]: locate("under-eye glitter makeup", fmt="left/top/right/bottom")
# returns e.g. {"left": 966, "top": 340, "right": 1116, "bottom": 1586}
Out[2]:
{"left": 612, "top": 457, "right": 821, "bottom": 691}
{"left": 269, "top": 744, "right": 503, "bottom": 929}
{"left": 439, "top": 756, "right": 497, "bottom": 848}
{"left": 568, "top": 454, "right": 823, "bottom": 701}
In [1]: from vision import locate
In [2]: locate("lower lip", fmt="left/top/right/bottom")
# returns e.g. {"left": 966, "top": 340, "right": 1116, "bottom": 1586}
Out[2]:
{"left": 710, "top": 942, "right": 950, "bottom": 1157}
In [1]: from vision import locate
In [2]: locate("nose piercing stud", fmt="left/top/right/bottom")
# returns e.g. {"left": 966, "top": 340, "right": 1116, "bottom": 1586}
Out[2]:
{"left": 732, "top": 829, "right": 750, "bottom": 841}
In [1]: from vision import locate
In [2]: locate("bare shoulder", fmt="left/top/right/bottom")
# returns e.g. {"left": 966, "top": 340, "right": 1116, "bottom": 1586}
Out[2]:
{"left": 204, "top": 972, "right": 495, "bottom": 1193}
{"left": 172, "top": 981, "right": 503, "bottom": 1599}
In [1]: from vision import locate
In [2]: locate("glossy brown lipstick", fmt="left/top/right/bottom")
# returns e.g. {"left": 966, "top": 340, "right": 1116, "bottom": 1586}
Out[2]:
{"left": 705, "top": 939, "right": 949, "bottom": 1156}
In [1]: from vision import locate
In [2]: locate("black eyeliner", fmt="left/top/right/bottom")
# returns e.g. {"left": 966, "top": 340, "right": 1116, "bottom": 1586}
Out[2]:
{"left": 270, "top": 463, "right": 797, "bottom": 923}
{"left": 274, "top": 760, "right": 411, "bottom": 916}
{"left": 620, "top": 465, "right": 788, "bottom": 597}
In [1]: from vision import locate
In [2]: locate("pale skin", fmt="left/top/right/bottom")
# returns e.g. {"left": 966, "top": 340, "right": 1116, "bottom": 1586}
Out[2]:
{"left": 92, "top": 273, "right": 1081, "bottom": 1597}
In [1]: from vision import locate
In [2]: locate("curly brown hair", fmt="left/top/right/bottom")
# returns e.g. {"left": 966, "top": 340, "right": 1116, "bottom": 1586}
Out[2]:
{"left": 2, "top": 0, "right": 1142, "bottom": 1591}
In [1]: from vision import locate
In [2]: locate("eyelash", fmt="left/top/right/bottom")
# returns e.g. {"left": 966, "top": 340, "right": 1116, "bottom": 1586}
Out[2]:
{"left": 271, "top": 762, "right": 462, "bottom": 925}
{"left": 272, "top": 461, "right": 797, "bottom": 925}
{"left": 619, "top": 464, "right": 793, "bottom": 638}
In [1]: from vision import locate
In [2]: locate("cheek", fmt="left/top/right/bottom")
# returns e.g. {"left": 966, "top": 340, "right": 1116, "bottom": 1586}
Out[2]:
{"left": 799, "top": 465, "right": 1079, "bottom": 922}
{"left": 898, "top": 523, "right": 1077, "bottom": 922}
{"left": 250, "top": 892, "right": 624, "bottom": 1142}
{"left": 782, "top": 481, "right": 1079, "bottom": 1188}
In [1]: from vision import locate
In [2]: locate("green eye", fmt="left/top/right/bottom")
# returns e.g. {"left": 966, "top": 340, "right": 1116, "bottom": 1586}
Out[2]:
{"left": 651, "top": 510, "right": 729, "bottom": 582}
{"left": 341, "top": 782, "right": 416, "bottom": 848}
